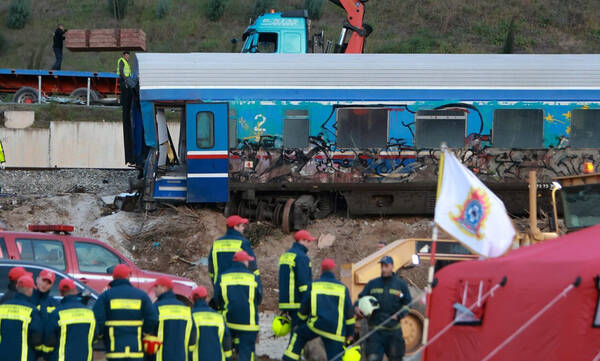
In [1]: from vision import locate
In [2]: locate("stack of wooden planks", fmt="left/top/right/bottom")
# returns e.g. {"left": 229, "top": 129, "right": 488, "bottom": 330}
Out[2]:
{"left": 66, "top": 29, "right": 146, "bottom": 51}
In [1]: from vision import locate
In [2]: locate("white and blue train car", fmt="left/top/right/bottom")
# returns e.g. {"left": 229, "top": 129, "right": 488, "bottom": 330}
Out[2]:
{"left": 129, "top": 53, "right": 600, "bottom": 229}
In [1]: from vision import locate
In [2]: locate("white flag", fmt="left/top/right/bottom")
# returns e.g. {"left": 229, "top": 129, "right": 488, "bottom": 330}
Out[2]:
{"left": 434, "top": 150, "right": 515, "bottom": 257}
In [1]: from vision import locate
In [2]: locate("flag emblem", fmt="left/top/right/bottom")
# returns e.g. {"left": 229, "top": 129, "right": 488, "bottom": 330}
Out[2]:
{"left": 451, "top": 187, "right": 491, "bottom": 240}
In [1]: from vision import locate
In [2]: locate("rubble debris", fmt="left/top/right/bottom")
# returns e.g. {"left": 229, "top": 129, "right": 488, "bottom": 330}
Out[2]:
{"left": 317, "top": 233, "right": 335, "bottom": 249}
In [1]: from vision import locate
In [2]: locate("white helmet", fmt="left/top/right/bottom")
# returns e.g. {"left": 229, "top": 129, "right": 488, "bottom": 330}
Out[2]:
{"left": 358, "top": 296, "right": 380, "bottom": 317}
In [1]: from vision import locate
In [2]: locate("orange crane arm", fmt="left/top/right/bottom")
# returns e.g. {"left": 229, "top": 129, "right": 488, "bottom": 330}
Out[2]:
{"left": 329, "top": 0, "right": 371, "bottom": 53}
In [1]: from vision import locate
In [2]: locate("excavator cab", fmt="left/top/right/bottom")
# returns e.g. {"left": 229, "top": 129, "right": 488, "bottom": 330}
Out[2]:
{"left": 554, "top": 171, "right": 600, "bottom": 233}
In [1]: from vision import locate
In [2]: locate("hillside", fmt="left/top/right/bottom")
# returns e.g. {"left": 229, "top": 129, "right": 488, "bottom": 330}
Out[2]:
{"left": 0, "top": 0, "right": 599, "bottom": 72}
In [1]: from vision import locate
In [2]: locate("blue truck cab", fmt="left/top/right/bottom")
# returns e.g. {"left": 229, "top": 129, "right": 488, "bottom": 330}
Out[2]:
{"left": 241, "top": 10, "right": 309, "bottom": 54}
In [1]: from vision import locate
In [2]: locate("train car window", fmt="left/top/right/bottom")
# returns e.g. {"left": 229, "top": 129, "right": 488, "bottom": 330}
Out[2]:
{"left": 284, "top": 109, "right": 310, "bottom": 148}
{"left": 492, "top": 109, "right": 543, "bottom": 148}
{"left": 415, "top": 110, "right": 466, "bottom": 149}
{"left": 336, "top": 108, "right": 388, "bottom": 148}
{"left": 571, "top": 109, "right": 600, "bottom": 148}
{"left": 229, "top": 109, "right": 238, "bottom": 148}
{"left": 196, "top": 112, "right": 215, "bottom": 148}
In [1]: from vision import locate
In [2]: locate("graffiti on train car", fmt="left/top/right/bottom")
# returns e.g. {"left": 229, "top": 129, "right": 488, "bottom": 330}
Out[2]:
{"left": 228, "top": 100, "right": 598, "bottom": 184}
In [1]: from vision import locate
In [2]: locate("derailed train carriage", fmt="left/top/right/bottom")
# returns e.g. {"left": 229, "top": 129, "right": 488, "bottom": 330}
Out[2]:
{"left": 125, "top": 53, "right": 600, "bottom": 231}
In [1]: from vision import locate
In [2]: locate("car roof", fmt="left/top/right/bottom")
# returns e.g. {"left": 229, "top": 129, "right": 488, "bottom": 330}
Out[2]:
{"left": 0, "top": 259, "right": 99, "bottom": 298}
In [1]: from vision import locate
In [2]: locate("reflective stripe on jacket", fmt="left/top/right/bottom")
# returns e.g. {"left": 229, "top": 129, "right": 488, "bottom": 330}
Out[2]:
{"left": 44, "top": 295, "right": 97, "bottom": 361}
{"left": 154, "top": 290, "right": 194, "bottom": 361}
{"left": 0, "top": 293, "right": 44, "bottom": 361}
{"left": 191, "top": 300, "right": 232, "bottom": 361}
{"left": 214, "top": 262, "right": 263, "bottom": 331}
{"left": 356, "top": 274, "right": 411, "bottom": 330}
{"left": 298, "top": 271, "right": 355, "bottom": 342}
{"left": 117, "top": 57, "right": 131, "bottom": 78}
{"left": 92, "top": 278, "right": 158, "bottom": 359}
{"left": 278, "top": 242, "right": 312, "bottom": 310}
{"left": 209, "top": 228, "right": 260, "bottom": 286}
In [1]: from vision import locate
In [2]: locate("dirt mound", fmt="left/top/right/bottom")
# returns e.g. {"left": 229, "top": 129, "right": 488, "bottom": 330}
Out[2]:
{"left": 124, "top": 206, "right": 432, "bottom": 311}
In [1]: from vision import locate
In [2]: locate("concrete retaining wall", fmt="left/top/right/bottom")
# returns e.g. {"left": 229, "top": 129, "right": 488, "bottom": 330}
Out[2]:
{"left": 0, "top": 121, "right": 180, "bottom": 168}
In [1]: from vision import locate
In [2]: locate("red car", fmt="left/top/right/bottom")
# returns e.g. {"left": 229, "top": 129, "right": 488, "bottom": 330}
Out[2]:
{"left": 0, "top": 225, "right": 197, "bottom": 303}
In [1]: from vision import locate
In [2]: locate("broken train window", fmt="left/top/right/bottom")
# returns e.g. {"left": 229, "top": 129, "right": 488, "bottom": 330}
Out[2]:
{"left": 336, "top": 108, "right": 388, "bottom": 148}
{"left": 453, "top": 279, "right": 492, "bottom": 326}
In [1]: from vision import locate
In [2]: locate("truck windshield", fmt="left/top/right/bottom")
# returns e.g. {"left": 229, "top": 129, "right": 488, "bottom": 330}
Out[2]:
{"left": 561, "top": 183, "right": 600, "bottom": 231}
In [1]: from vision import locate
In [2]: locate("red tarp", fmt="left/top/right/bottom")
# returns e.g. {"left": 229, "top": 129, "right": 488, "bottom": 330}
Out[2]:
{"left": 424, "top": 225, "right": 600, "bottom": 361}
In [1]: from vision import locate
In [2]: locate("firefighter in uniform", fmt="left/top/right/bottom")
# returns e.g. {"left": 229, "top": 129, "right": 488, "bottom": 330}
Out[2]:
{"left": 150, "top": 277, "right": 195, "bottom": 361}
{"left": 31, "top": 269, "right": 60, "bottom": 359}
{"left": 283, "top": 259, "right": 356, "bottom": 361}
{"left": 0, "top": 274, "right": 44, "bottom": 361}
{"left": 213, "top": 251, "right": 263, "bottom": 361}
{"left": 355, "top": 256, "right": 412, "bottom": 361}
{"left": 278, "top": 230, "right": 316, "bottom": 331}
{"left": 0, "top": 266, "right": 28, "bottom": 304}
{"left": 190, "top": 286, "right": 232, "bottom": 361}
{"left": 93, "top": 264, "right": 158, "bottom": 361}
{"left": 44, "top": 279, "right": 98, "bottom": 361}
{"left": 209, "top": 215, "right": 260, "bottom": 289}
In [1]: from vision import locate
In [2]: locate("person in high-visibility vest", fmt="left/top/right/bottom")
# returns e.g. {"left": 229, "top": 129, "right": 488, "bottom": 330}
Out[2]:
{"left": 151, "top": 277, "right": 195, "bottom": 361}
{"left": 0, "top": 139, "right": 6, "bottom": 169}
{"left": 93, "top": 264, "right": 158, "bottom": 361}
{"left": 213, "top": 251, "right": 263, "bottom": 361}
{"left": 209, "top": 215, "right": 260, "bottom": 289}
{"left": 0, "top": 274, "right": 44, "bottom": 361}
{"left": 190, "top": 286, "right": 232, "bottom": 361}
{"left": 44, "top": 278, "right": 98, "bottom": 361}
{"left": 278, "top": 230, "right": 317, "bottom": 332}
{"left": 283, "top": 258, "right": 356, "bottom": 361}
{"left": 117, "top": 51, "right": 135, "bottom": 163}
{"left": 31, "top": 269, "right": 60, "bottom": 359}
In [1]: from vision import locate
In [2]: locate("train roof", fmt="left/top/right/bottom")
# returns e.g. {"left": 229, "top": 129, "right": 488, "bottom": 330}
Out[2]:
{"left": 137, "top": 53, "right": 600, "bottom": 90}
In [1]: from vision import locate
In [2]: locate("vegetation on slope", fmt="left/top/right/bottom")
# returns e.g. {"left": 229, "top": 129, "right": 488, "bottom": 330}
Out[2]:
{"left": 0, "top": 0, "right": 598, "bottom": 72}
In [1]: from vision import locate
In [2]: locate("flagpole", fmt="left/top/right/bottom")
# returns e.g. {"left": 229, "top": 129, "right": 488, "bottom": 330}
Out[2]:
{"left": 422, "top": 223, "right": 438, "bottom": 345}
{"left": 422, "top": 145, "right": 446, "bottom": 349}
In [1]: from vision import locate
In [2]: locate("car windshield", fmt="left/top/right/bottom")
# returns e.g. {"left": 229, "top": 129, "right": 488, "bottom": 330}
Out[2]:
{"left": 562, "top": 184, "right": 600, "bottom": 231}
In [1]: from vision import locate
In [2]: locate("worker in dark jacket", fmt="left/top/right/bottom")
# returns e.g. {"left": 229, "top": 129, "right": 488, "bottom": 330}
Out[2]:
{"left": 0, "top": 266, "right": 28, "bottom": 304}
{"left": 355, "top": 256, "right": 412, "bottom": 361}
{"left": 209, "top": 215, "right": 260, "bottom": 288}
{"left": 283, "top": 259, "right": 355, "bottom": 361}
{"left": 93, "top": 264, "right": 158, "bottom": 361}
{"left": 278, "top": 230, "right": 316, "bottom": 331}
{"left": 44, "top": 279, "right": 98, "bottom": 361}
{"left": 117, "top": 51, "right": 135, "bottom": 163}
{"left": 51, "top": 24, "right": 66, "bottom": 70}
{"left": 213, "top": 251, "right": 263, "bottom": 361}
{"left": 0, "top": 274, "right": 44, "bottom": 361}
{"left": 31, "top": 269, "right": 60, "bottom": 358}
{"left": 190, "top": 286, "right": 232, "bottom": 361}
{"left": 150, "top": 276, "right": 194, "bottom": 361}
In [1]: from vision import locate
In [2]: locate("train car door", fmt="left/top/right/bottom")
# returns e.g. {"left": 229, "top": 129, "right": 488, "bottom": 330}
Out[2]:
{"left": 185, "top": 103, "right": 229, "bottom": 202}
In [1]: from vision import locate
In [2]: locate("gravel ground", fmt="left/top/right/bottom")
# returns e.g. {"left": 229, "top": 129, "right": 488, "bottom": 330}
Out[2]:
{"left": 0, "top": 169, "right": 135, "bottom": 196}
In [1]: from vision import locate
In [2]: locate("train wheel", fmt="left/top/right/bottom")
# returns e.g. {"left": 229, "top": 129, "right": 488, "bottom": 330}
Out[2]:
{"left": 70, "top": 88, "right": 100, "bottom": 104}
{"left": 281, "top": 198, "right": 295, "bottom": 233}
{"left": 13, "top": 87, "right": 38, "bottom": 103}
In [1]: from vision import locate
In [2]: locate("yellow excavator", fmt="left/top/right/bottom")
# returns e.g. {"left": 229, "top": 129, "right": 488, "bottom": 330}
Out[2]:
{"left": 341, "top": 163, "right": 600, "bottom": 355}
